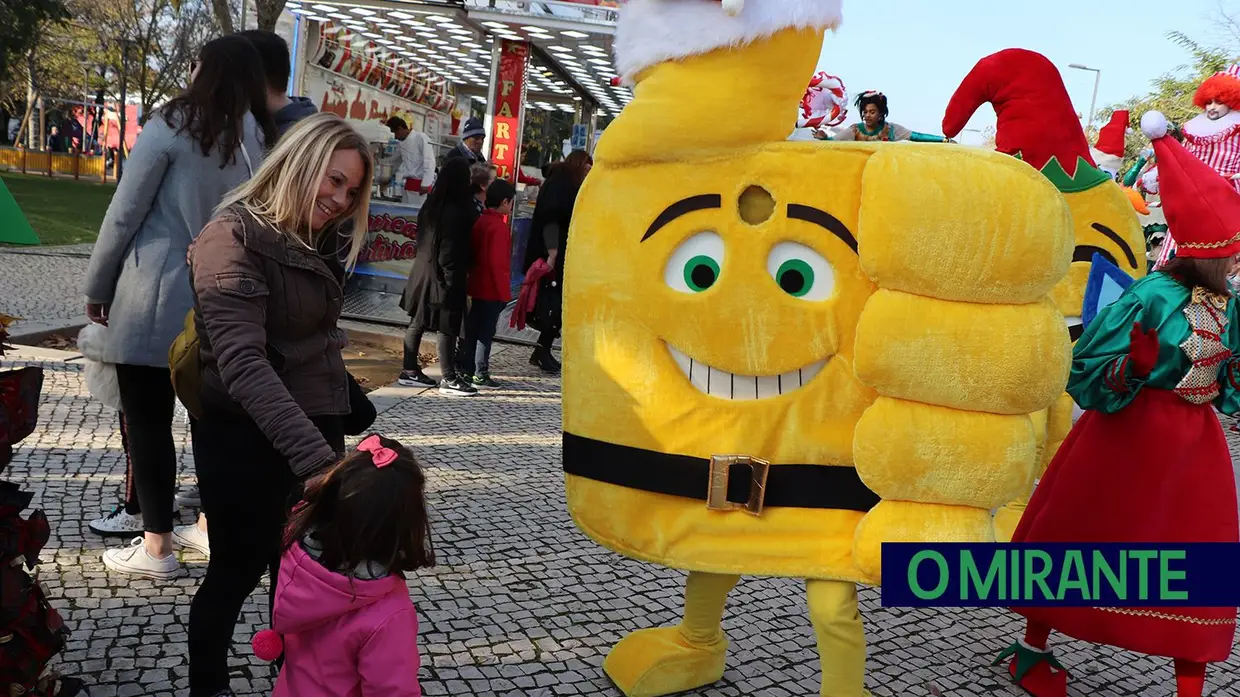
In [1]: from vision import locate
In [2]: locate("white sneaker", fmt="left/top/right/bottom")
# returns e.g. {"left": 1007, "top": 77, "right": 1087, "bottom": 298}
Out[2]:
{"left": 102, "top": 538, "right": 179, "bottom": 580}
{"left": 88, "top": 506, "right": 144, "bottom": 537}
{"left": 173, "top": 523, "right": 210, "bottom": 557}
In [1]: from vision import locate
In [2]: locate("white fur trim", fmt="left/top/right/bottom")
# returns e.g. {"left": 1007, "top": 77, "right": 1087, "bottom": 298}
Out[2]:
{"left": 1141, "top": 111, "right": 1169, "bottom": 140}
{"left": 614, "top": 0, "right": 843, "bottom": 83}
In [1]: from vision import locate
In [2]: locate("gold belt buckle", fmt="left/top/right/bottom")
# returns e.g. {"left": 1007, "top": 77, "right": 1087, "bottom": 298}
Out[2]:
{"left": 707, "top": 455, "right": 771, "bottom": 516}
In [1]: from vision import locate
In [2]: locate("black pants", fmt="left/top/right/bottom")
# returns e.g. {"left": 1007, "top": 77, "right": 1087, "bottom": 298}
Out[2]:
{"left": 458, "top": 299, "right": 506, "bottom": 376}
{"left": 404, "top": 326, "right": 458, "bottom": 380}
{"left": 118, "top": 414, "right": 140, "bottom": 515}
{"left": 114, "top": 364, "right": 176, "bottom": 533}
{"left": 186, "top": 386, "right": 344, "bottom": 696}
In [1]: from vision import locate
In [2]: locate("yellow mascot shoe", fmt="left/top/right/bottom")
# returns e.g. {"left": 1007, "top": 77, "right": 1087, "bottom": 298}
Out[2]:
{"left": 603, "top": 626, "right": 729, "bottom": 697}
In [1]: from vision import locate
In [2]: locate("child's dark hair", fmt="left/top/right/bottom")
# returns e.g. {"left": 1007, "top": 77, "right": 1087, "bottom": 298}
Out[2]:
{"left": 486, "top": 179, "right": 516, "bottom": 208}
{"left": 284, "top": 434, "right": 434, "bottom": 576}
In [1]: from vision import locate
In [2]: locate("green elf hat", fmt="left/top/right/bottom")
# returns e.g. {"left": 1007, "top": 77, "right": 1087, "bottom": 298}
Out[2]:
{"left": 942, "top": 48, "right": 1112, "bottom": 194}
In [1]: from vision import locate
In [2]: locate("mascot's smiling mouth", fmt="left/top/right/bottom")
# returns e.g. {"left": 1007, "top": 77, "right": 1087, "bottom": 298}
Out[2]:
{"left": 665, "top": 343, "right": 827, "bottom": 400}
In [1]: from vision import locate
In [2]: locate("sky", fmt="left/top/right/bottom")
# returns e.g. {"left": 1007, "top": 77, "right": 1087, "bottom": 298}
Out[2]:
{"left": 817, "top": 0, "right": 1230, "bottom": 146}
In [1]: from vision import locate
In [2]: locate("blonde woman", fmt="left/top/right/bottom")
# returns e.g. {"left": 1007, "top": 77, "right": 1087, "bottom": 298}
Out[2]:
{"left": 184, "top": 112, "right": 371, "bottom": 697}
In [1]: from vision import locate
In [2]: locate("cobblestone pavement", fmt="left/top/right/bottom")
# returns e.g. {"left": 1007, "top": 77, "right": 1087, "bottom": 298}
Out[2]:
{"left": 0, "top": 245, "right": 93, "bottom": 334}
{"left": 2, "top": 343, "right": 1238, "bottom": 696}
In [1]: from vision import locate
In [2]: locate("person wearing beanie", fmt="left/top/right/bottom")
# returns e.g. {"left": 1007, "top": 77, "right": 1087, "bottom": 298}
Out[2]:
{"left": 942, "top": 48, "right": 1149, "bottom": 543}
{"left": 443, "top": 116, "right": 487, "bottom": 166}
{"left": 990, "top": 110, "right": 1240, "bottom": 697}
{"left": 823, "top": 90, "right": 951, "bottom": 142}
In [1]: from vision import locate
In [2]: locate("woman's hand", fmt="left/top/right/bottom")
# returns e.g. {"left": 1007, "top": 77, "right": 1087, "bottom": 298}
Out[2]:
{"left": 86, "top": 303, "right": 109, "bottom": 326}
{"left": 1129, "top": 322, "right": 1160, "bottom": 377}
{"left": 547, "top": 249, "right": 559, "bottom": 270}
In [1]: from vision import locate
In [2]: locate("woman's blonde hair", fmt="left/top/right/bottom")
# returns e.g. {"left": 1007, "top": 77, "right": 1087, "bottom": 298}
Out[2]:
{"left": 217, "top": 112, "right": 373, "bottom": 269}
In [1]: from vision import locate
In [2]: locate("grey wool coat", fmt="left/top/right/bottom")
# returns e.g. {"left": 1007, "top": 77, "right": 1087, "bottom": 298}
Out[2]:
{"left": 82, "top": 111, "right": 265, "bottom": 367}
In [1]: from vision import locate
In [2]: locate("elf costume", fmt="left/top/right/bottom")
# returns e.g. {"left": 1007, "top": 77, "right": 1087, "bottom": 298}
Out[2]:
{"left": 1151, "top": 64, "right": 1240, "bottom": 266}
{"left": 826, "top": 91, "right": 951, "bottom": 142}
{"left": 993, "top": 110, "right": 1240, "bottom": 697}
{"left": 941, "top": 49, "right": 1148, "bottom": 543}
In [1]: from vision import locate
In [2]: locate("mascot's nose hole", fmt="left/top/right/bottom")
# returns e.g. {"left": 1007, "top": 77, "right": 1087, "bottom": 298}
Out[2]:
{"left": 739, "top": 185, "right": 775, "bottom": 226}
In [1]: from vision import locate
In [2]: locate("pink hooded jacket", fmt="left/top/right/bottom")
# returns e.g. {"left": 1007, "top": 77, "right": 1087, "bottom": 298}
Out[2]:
{"left": 270, "top": 543, "right": 422, "bottom": 697}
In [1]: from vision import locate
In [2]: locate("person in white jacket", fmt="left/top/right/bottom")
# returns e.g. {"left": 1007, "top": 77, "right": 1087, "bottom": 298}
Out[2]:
{"left": 385, "top": 116, "right": 436, "bottom": 204}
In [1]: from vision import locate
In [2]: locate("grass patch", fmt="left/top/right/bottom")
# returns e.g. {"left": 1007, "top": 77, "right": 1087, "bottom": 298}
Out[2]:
{"left": 1, "top": 172, "right": 115, "bottom": 246}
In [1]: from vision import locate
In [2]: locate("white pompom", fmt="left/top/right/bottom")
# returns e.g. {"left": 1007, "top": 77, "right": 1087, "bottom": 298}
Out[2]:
{"left": 1141, "top": 111, "right": 1169, "bottom": 140}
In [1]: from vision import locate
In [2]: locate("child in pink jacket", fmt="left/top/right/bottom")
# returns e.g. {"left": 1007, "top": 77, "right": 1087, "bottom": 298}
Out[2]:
{"left": 251, "top": 434, "right": 434, "bottom": 697}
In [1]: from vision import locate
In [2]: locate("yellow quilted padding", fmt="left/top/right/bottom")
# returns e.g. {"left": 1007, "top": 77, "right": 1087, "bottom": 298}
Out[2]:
{"left": 853, "top": 291, "right": 1071, "bottom": 415}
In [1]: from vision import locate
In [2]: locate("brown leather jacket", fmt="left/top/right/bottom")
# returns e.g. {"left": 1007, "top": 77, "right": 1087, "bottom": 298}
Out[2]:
{"left": 189, "top": 208, "right": 349, "bottom": 476}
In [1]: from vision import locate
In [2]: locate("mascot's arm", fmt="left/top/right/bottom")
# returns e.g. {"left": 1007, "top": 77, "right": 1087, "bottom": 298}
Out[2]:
{"left": 1214, "top": 300, "right": 1240, "bottom": 416}
{"left": 1123, "top": 155, "right": 1150, "bottom": 188}
{"left": 1065, "top": 291, "right": 1149, "bottom": 414}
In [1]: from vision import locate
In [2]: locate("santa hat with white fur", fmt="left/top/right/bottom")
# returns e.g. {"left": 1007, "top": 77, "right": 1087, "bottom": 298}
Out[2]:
{"left": 600, "top": 0, "right": 842, "bottom": 165}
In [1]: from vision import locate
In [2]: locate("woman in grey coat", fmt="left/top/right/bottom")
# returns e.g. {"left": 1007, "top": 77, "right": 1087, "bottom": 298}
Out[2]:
{"left": 82, "top": 35, "right": 276, "bottom": 581}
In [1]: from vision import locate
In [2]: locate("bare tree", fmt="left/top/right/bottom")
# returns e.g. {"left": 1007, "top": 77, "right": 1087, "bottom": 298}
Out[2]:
{"left": 255, "top": 0, "right": 287, "bottom": 31}
{"left": 208, "top": 0, "right": 234, "bottom": 33}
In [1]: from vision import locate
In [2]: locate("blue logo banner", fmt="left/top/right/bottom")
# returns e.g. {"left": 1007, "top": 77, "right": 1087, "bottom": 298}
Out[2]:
{"left": 880, "top": 543, "right": 1240, "bottom": 607}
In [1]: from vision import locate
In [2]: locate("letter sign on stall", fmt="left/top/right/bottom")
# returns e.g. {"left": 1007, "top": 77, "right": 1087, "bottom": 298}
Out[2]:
{"left": 490, "top": 40, "right": 529, "bottom": 184}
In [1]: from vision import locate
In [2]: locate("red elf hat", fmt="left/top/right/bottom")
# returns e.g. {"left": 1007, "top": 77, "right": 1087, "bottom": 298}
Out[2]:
{"left": 1094, "top": 110, "right": 1128, "bottom": 159}
{"left": 942, "top": 48, "right": 1111, "bottom": 193}
{"left": 1140, "top": 111, "right": 1240, "bottom": 259}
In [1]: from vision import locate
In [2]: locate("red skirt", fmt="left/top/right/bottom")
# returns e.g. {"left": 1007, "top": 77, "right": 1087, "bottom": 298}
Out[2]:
{"left": 1011, "top": 388, "right": 1239, "bottom": 662}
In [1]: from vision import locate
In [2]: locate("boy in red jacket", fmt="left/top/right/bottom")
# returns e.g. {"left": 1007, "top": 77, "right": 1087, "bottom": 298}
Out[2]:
{"left": 459, "top": 179, "right": 516, "bottom": 387}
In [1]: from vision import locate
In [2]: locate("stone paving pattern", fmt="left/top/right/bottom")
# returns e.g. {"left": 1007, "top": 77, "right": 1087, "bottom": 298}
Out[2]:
{"left": 1, "top": 340, "right": 1238, "bottom": 696}
{"left": 0, "top": 245, "right": 94, "bottom": 334}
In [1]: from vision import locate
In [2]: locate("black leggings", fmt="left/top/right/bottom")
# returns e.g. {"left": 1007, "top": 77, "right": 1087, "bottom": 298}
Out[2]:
{"left": 186, "top": 386, "right": 343, "bottom": 697}
{"left": 114, "top": 364, "right": 176, "bottom": 533}
{"left": 118, "top": 414, "right": 140, "bottom": 516}
{"left": 403, "top": 326, "right": 458, "bottom": 380}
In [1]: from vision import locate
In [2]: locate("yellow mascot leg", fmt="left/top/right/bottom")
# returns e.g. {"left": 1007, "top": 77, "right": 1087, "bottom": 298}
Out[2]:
{"left": 807, "top": 579, "right": 870, "bottom": 697}
{"left": 603, "top": 571, "right": 739, "bottom": 697}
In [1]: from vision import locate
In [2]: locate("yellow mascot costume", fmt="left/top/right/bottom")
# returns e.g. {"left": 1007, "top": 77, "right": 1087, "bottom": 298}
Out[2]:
{"left": 941, "top": 49, "right": 1148, "bottom": 543}
{"left": 562, "top": 3, "right": 1074, "bottom": 694}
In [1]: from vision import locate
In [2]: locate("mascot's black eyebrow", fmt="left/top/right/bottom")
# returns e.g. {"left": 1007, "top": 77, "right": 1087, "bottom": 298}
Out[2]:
{"left": 641, "top": 195, "right": 722, "bottom": 242}
{"left": 1087, "top": 222, "right": 1139, "bottom": 269}
{"left": 788, "top": 204, "right": 858, "bottom": 253}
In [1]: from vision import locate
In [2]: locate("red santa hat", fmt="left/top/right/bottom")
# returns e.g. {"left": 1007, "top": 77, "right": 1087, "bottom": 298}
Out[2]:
{"left": 1095, "top": 110, "right": 1128, "bottom": 157}
{"left": 942, "top": 49, "right": 1110, "bottom": 193}
{"left": 1193, "top": 64, "right": 1240, "bottom": 111}
{"left": 1140, "top": 111, "right": 1240, "bottom": 259}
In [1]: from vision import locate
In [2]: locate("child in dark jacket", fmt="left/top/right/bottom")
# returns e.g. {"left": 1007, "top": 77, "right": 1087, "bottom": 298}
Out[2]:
{"left": 459, "top": 179, "right": 517, "bottom": 387}
{"left": 251, "top": 434, "right": 434, "bottom": 697}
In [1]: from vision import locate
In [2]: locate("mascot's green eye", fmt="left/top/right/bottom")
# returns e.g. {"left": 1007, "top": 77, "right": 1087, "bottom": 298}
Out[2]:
{"left": 665, "top": 231, "right": 724, "bottom": 294}
{"left": 767, "top": 242, "right": 835, "bottom": 301}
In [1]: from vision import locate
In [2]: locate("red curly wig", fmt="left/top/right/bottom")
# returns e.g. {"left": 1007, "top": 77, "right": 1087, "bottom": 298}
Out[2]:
{"left": 1193, "top": 73, "right": 1240, "bottom": 110}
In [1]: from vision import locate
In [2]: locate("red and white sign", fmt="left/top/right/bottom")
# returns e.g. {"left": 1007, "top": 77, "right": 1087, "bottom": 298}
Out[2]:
{"left": 490, "top": 40, "right": 529, "bottom": 184}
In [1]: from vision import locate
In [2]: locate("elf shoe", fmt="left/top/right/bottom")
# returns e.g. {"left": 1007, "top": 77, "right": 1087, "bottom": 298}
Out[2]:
{"left": 993, "top": 641, "right": 1069, "bottom": 697}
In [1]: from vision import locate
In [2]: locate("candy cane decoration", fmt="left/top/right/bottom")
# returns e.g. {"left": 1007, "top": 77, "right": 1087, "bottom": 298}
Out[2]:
{"left": 797, "top": 71, "right": 847, "bottom": 130}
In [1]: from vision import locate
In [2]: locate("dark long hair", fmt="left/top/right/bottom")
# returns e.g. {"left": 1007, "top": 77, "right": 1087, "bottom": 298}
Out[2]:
{"left": 854, "top": 90, "right": 890, "bottom": 120}
{"left": 1161, "top": 256, "right": 1234, "bottom": 296}
{"left": 284, "top": 435, "right": 435, "bottom": 576}
{"left": 560, "top": 149, "right": 593, "bottom": 187}
{"left": 162, "top": 35, "right": 277, "bottom": 167}
{"left": 422, "top": 158, "right": 474, "bottom": 225}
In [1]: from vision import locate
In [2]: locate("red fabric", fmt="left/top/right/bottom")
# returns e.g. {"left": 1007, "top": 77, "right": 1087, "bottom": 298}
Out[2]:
{"left": 510, "top": 259, "right": 552, "bottom": 331}
{"left": 1011, "top": 389, "right": 1239, "bottom": 663}
{"left": 1095, "top": 110, "right": 1128, "bottom": 158}
{"left": 943, "top": 49, "right": 1097, "bottom": 175}
{"left": 1148, "top": 125, "right": 1240, "bottom": 258}
{"left": 517, "top": 170, "right": 542, "bottom": 186}
{"left": 466, "top": 210, "right": 512, "bottom": 302}
{"left": 1128, "top": 323, "right": 1159, "bottom": 376}
{"left": 1175, "top": 660, "right": 1207, "bottom": 697}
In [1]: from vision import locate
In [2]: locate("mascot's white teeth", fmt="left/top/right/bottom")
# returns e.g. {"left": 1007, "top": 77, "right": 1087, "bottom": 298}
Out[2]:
{"left": 665, "top": 344, "right": 826, "bottom": 400}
